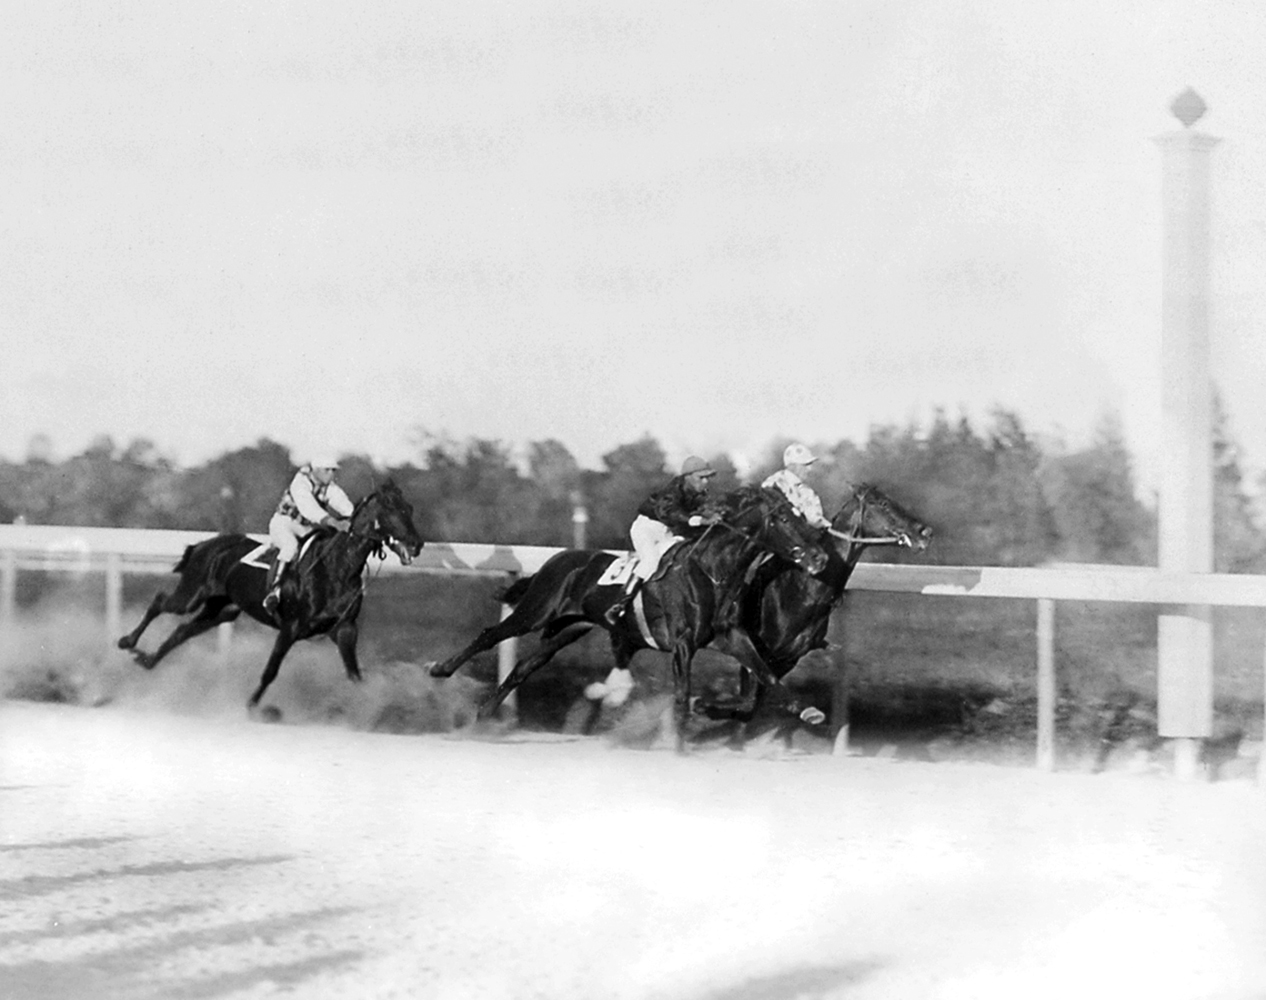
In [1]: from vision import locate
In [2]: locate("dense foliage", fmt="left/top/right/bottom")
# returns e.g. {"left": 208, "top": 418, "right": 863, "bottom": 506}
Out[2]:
{"left": 2, "top": 406, "right": 1263, "bottom": 571}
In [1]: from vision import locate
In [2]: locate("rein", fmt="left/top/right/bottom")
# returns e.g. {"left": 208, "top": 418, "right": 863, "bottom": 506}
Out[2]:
{"left": 827, "top": 527, "right": 903, "bottom": 546}
{"left": 827, "top": 491, "right": 904, "bottom": 547}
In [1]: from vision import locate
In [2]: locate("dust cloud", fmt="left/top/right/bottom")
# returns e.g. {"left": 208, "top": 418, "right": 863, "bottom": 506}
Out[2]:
{"left": 0, "top": 600, "right": 486, "bottom": 736}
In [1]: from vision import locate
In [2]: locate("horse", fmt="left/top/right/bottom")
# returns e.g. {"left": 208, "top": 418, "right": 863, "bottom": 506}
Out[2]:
{"left": 704, "top": 482, "right": 932, "bottom": 741}
{"left": 427, "top": 485, "right": 831, "bottom": 750}
{"left": 117, "top": 479, "right": 424, "bottom": 713}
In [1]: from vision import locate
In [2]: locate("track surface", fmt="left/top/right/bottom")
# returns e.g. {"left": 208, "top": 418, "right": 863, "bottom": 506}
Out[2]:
{"left": 2, "top": 700, "right": 1265, "bottom": 1000}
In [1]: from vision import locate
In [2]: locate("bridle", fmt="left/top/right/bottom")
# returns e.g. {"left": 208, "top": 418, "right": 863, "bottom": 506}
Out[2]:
{"left": 827, "top": 489, "right": 905, "bottom": 547}
{"left": 693, "top": 493, "right": 825, "bottom": 582}
{"left": 345, "top": 491, "right": 406, "bottom": 562}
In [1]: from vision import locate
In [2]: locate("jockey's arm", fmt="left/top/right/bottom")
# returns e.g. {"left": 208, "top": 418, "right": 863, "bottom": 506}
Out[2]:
{"left": 290, "top": 474, "right": 352, "bottom": 526}
{"left": 288, "top": 473, "right": 329, "bottom": 525}
{"left": 325, "top": 483, "right": 354, "bottom": 518}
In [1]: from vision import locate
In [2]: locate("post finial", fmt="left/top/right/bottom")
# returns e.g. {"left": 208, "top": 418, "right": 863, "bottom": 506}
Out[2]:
{"left": 1170, "top": 88, "right": 1207, "bottom": 128}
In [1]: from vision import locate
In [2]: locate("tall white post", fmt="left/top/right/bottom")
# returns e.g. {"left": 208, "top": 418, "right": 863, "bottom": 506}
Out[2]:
{"left": 104, "top": 553, "right": 123, "bottom": 645}
{"left": 1154, "top": 88, "right": 1218, "bottom": 780}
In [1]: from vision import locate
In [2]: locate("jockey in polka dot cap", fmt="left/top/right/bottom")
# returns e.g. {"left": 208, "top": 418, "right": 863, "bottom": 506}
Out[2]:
{"left": 761, "top": 443, "right": 831, "bottom": 530}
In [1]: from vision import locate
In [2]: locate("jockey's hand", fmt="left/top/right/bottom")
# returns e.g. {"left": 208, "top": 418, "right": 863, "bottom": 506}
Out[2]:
{"left": 324, "top": 516, "right": 352, "bottom": 532}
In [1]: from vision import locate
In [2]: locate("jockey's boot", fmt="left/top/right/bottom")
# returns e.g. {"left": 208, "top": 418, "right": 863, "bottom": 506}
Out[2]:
{"left": 603, "top": 580, "right": 639, "bottom": 627}
{"left": 263, "top": 561, "right": 285, "bottom": 617}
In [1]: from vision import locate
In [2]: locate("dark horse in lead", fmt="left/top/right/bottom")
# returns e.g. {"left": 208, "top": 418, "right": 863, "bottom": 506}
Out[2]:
{"left": 118, "top": 480, "right": 424, "bottom": 713}
{"left": 429, "top": 485, "right": 831, "bottom": 750}
{"left": 710, "top": 483, "right": 932, "bottom": 740}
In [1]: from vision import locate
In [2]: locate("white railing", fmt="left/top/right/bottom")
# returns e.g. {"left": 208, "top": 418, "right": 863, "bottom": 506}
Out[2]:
{"left": 1, "top": 524, "right": 1263, "bottom": 779}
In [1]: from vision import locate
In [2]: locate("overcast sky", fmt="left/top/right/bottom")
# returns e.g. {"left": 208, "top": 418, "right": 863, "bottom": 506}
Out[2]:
{"left": 4, "top": 1, "right": 1265, "bottom": 492}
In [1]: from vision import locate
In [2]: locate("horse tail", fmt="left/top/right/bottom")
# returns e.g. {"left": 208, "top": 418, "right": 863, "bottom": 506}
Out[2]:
{"left": 498, "top": 574, "right": 535, "bottom": 606}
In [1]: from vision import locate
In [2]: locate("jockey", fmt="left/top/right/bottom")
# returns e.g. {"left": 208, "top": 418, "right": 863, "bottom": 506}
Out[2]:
{"left": 762, "top": 443, "right": 832, "bottom": 530}
{"left": 263, "top": 456, "right": 355, "bottom": 614}
{"left": 605, "top": 455, "right": 720, "bottom": 626}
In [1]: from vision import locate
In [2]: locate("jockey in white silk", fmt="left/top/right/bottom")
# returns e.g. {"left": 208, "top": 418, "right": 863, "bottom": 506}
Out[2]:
{"left": 263, "top": 457, "right": 355, "bottom": 613}
{"left": 761, "top": 443, "right": 831, "bottom": 530}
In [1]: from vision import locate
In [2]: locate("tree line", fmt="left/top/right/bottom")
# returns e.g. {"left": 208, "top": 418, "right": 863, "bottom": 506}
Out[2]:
{"left": 2, "top": 405, "right": 1263, "bottom": 572}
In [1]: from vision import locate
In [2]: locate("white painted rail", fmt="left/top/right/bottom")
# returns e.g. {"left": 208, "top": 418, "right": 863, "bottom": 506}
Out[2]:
{"left": 0, "top": 525, "right": 1263, "bottom": 780}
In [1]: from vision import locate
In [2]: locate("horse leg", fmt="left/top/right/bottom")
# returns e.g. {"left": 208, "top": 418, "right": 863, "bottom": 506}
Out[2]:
{"left": 668, "top": 638, "right": 698, "bottom": 755}
{"left": 333, "top": 621, "right": 362, "bottom": 683}
{"left": 586, "top": 633, "right": 638, "bottom": 707}
{"left": 720, "top": 631, "right": 824, "bottom": 729}
{"left": 130, "top": 598, "right": 237, "bottom": 670}
{"left": 117, "top": 582, "right": 212, "bottom": 652}
{"left": 248, "top": 625, "right": 298, "bottom": 709}
{"left": 477, "top": 623, "right": 590, "bottom": 719}
{"left": 429, "top": 603, "right": 541, "bottom": 679}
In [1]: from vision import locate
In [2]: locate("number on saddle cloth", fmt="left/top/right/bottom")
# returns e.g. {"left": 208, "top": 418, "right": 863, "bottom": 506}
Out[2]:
{"left": 596, "top": 538, "right": 687, "bottom": 589}
{"left": 238, "top": 541, "right": 276, "bottom": 571}
{"left": 238, "top": 533, "right": 322, "bottom": 573}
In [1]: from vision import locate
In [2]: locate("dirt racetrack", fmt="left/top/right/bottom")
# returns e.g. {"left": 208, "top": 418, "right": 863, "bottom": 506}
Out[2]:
{"left": 2, "top": 700, "right": 1265, "bottom": 1000}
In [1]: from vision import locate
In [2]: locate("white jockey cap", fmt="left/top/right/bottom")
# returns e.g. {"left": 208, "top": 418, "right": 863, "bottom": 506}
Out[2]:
{"left": 310, "top": 455, "right": 341, "bottom": 470}
{"left": 783, "top": 443, "right": 816, "bottom": 466}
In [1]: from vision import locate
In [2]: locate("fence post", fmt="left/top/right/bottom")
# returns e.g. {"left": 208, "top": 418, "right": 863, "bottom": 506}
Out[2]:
{"left": 1, "top": 549, "right": 15, "bottom": 628}
{"left": 830, "top": 596, "right": 851, "bottom": 756}
{"left": 217, "top": 621, "right": 234, "bottom": 660}
{"left": 104, "top": 553, "right": 122, "bottom": 645}
{"left": 497, "top": 577, "right": 518, "bottom": 716}
{"left": 1036, "top": 598, "right": 1056, "bottom": 771}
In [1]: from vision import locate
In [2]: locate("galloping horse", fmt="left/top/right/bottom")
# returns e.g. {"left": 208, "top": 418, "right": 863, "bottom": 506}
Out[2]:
{"left": 428, "top": 486, "right": 830, "bottom": 750}
{"left": 708, "top": 482, "right": 931, "bottom": 738}
{"left": 118, "top": 480, "right": 424, "bottom": 712}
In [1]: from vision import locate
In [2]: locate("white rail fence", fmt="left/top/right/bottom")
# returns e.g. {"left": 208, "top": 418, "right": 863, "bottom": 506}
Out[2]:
{"left": 2, "top": 524, "right": 1264, "bottom": 778}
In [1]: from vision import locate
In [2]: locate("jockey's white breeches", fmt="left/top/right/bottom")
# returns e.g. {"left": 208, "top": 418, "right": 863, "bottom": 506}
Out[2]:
{"left": 629, "top": 515, "right": 681, "bottom": 581}
{"left": 268, "top": 513, "right": 312, "bottom": 563}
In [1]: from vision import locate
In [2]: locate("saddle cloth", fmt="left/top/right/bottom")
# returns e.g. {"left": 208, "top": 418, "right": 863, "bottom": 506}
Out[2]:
{"left": 596, "top": 552, "right": 639, "bottom": 588}
{"left": 238, "top": 534, "right": 321, "bottom": 571}
{"left": 596, "top": 540, "right": 688, "bottom": 589}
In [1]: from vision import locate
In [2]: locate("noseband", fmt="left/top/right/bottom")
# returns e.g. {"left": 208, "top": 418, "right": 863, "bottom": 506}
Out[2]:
{"left": 828, "top": 490, "right": 904, "bottom": 547}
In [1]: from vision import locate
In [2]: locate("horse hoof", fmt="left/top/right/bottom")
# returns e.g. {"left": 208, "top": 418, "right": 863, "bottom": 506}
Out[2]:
{"left": 603, "top": 688, "right": 631, "bottom": 709}
{"left": 428, "top": 662, "right": 451, "bottom": 679}
{"left": 131, "top": 652, "right": 153, "bottom": 670}
{"left": 255, "top": 705, "right": 283, "bottom": 724}
{"left": 116, "top": 636, "right": 133, "bottom": 650}
{"left": 799, "top": 707, "right": 826, "bottom": 726}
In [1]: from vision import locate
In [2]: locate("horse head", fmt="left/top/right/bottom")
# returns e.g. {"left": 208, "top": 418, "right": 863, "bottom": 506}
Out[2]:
{"left": 351, "top": 479, "right": 425, "bottom": 565}
{"left": 830, "top": 483, "right": 932, "bottom": 553}
{"left": 715, "top": 486, "right": 830, "bottom": 575}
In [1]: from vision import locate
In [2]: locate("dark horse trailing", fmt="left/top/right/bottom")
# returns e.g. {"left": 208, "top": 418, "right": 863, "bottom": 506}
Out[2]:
{"left": 118, "top": 480, "right": 424, "bottom": 713}
{"left": 428, "top": 485, "right": 830, "bottom": 750}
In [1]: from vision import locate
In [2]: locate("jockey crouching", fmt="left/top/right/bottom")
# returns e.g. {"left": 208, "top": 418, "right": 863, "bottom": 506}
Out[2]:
{"left": 263, "top": 456, "right": 355, "bottom": 616}
{"left": 761, "top": 443, "right": 832, "bottom": 530}
{"left": 604, "top": 455, "right": 721, "bottom": 627}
